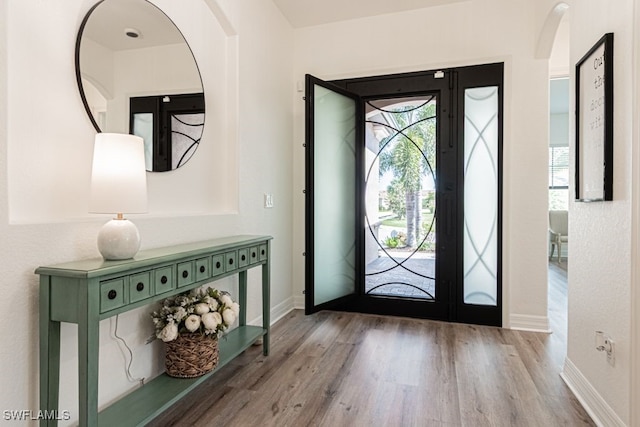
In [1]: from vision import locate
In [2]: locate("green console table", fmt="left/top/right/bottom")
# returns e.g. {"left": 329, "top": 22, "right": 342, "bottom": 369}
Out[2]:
{"left": 37, "top": 235, "right": 272, "bottom": 426}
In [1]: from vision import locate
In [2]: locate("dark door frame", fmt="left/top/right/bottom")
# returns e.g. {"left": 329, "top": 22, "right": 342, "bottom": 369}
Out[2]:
{"left": 305, "top": 63, "right": 504, "bottom": 327}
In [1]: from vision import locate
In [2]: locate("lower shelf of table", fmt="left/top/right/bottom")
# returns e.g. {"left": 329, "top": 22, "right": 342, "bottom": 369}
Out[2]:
{"left": 98, "top": 325, "right": 266, "bottom": 427}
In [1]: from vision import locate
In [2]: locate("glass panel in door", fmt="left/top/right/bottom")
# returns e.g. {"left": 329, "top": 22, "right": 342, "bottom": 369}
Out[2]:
{"left": 463, "top": 87, "right": 499, "bottom": 306}
{"left": 132, "top": 112, "right": 154, "bottom": 170}
{"left": 170, "top": 113, "right": 204, "bottom": 169}
{"left": 305, "top": 75, "right": 361, "bottom": 312}
{"left": 364, "top": 96, "right": 437, "bottom": 299}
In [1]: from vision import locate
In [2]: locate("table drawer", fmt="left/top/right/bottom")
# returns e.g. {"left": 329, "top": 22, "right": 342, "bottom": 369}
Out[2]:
{"left": 211, "top": 254, "right": 224, "bottom": 276}
{"left": 238, "top": 248, "right": 249, "bottom": 268}
{"left": 249, "top": 246, "right": 259, "bottom": 264}
{"left": 129, "top": 271, "right": 152, "bottom": 303}
{"left": 154, "top": 265, "right": 175, "bottom": 294}
{"left": 177, "top": 261, "right": 195, "bottom": 288}
{"left": 100, "top": 278, "right": 126, "bottom": 313}
{"left": 225, "top": 250, "right": 237, "bottom": 273}
{"left": 259, "top": 244, "right": 268, "bottom": 261}
{"left": 195, "top": 257, "right": 210, "bottom": 281}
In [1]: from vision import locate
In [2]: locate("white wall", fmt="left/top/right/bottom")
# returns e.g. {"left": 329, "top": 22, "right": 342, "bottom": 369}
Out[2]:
{"left": 550, "top": 13, "right": 571, "bottom": 77}
{"left": 562, "top": 0, "right": 634, "bottom": 424}
{"left": 632, "top": 2, "right": 640, "bottom": 424}
{"left": 292, "top": 0, "right": 551, "bottom": 330}
{"left": 1, "top": 0, "right": 293, "bottom": 424}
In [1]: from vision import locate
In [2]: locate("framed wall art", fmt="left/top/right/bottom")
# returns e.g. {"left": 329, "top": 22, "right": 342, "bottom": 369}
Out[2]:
{"left": 575, "top": 32, "right": 614, "bottom": 202}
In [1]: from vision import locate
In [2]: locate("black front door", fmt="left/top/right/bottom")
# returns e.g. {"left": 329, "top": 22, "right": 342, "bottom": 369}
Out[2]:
{"left": 305, "top": 63, "right": 503, "bottom": 327}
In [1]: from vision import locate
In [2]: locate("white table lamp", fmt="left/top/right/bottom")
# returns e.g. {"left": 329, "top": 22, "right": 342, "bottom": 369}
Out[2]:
{"left": 90, "top": 133, "right": 148, "bottom": 260}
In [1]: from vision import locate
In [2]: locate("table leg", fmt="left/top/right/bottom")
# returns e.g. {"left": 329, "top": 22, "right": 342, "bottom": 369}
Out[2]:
{"left": 262, "top": 247, "right": 271, "bottom": 356}
{"left": 238, "top": 270, "right": 247, "bottom": 327}
{"left": 77, "top": 302, "right": 100, "bottom": 426}
{"left": 39, "top": 276, "right": 61, "bottom": 427}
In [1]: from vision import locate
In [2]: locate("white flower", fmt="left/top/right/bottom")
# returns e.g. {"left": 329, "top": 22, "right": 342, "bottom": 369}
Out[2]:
{"left": 221, "top": 294, "right": 234, "bottom": 307}
{"left": 202, "top": 312, "right": 221, "bottom": 331}
{"left": 195, "top": 303, "right": 210, "bottom": 315}
{"left": 173, "top": 307, "right": 187, "bottom": 322}
{"left": 152, "top": 287, "right": 236, "bottom": 343}
{"left": 185, "top": 314, "right": 201, "bottom": 332}
{"left": 230, "top": 302, "right": 240, "bottom": 316}
{"left": 158, "top": 322, "right": 178, "bottom": 342}
{"left": 211, "top": 311, "right": 222, "bottom": 325}
{"left": 222, "top": 308, "right": 236, "bottom": 326}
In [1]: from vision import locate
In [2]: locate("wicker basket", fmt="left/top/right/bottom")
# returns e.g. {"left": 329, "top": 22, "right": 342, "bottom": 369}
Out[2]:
{"left": 165, "top": 333, "right": 219, "bottom": 378}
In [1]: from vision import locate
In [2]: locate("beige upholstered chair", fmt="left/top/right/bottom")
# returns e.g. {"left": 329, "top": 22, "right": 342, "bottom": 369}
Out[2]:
{"left": 549, "top": 210, "right": 568, "bottom": 262}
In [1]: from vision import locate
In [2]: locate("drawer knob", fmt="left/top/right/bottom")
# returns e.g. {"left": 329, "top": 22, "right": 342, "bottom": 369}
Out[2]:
{"left": 182, "top": 270, "right": 189, "bottom": 279}
{"left": 161, "top": 276, "right": 168, "bottom": 284}
{"left": 229, "top": 258, "right": 234, "bottom": 265}
{"left": 136, "top": 282, "right": 144, "bottom": 292}
{"left": 252, "top": 252, "right": 257, "bottom": 258}
{"left": 241, "top": 254, "right": 246, "bottom": 261}
{"left": 261, "top": 249, "right": 266, "bottom": 256}
{"left": 216, "top": 261, "right": 221, "bottom": 269}
{"left": 199, "top": 265, "right": 206, "bottom": 273}
{"left": 108, "top": 290, "right": 117, "bottom": 300}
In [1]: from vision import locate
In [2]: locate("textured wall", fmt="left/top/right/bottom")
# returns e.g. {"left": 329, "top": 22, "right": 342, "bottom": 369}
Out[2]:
{"left": 566, "top": 0, "right": 634, "bottom": 423}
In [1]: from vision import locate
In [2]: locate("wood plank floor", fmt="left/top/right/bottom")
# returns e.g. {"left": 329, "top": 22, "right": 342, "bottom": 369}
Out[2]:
{"left": 150, "top": 262, "right": 593, "bottom": 427}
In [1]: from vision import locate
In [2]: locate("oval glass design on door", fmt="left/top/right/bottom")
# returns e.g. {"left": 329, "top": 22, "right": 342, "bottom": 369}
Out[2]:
{"left": 364, "top": 96, "right": 438, "bottom": 300}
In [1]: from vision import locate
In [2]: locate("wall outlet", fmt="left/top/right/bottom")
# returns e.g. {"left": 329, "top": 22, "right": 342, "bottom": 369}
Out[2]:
{"left": 264, "top": 193, "right": 274, "bottom": 208}
{"left": 605, "top": 337, "right": 615, "bottom": 366}
{"left": 595, "top": 330, "right": 615, "bottom": 366}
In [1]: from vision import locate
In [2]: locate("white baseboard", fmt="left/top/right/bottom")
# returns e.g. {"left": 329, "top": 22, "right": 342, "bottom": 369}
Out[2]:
{"left": 561, "top": 358, "right": 627, "bottom": 427}
{"left": 293, "top": 295, "right": 305, "bottom": 310}
{"left": 509, "top": 313, "right": 551, "bottom": 333}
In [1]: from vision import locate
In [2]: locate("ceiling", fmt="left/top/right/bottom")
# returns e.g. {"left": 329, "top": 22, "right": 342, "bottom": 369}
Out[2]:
{"left": 83, "top": 0, "right": 185, "bottom": 51}
{"left": 272, "top": 0, "right": 470, "bottom": 28}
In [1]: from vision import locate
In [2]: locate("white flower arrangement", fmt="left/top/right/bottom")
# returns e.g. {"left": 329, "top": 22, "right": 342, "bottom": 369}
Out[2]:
{"left": 151, "top": 287, "right": 240, "bottom": 343}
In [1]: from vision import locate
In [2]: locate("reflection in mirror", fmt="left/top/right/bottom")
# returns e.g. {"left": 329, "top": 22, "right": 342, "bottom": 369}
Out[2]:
{"left": 76, "top": 0, "right": 205, "bottom": 171}
{"left": 130, "top": 93, "right": 204, "bottom": 171}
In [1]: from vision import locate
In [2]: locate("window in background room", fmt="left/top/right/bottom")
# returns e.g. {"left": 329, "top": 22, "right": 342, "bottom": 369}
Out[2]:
{"left": 549, "top": 78, "right": 569, "bottom": 210}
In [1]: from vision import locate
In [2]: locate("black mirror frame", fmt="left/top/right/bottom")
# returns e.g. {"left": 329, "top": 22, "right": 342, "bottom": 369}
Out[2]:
{"left": 74, "top": 0, "right": 206, "bottom": 172}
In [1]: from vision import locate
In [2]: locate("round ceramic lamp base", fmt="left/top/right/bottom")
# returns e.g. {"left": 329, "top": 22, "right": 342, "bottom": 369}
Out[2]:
{"left": 97, "top": 218, "right": 141, "bottom": 260}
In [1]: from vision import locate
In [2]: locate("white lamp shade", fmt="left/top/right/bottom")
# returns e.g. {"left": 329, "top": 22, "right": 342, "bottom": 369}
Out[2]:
{"left": 90, "top": 133, "right": 148, "bottom": 214}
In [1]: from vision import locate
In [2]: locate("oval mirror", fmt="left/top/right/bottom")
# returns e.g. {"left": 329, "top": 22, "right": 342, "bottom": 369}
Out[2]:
{"left": 76, "top": 0, "right": 205, "bottom": 172}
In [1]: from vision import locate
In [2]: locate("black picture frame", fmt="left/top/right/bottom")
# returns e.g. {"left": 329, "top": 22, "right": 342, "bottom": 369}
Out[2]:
{"left": 575, "top": 32, "right": 614, "bottom": 202}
